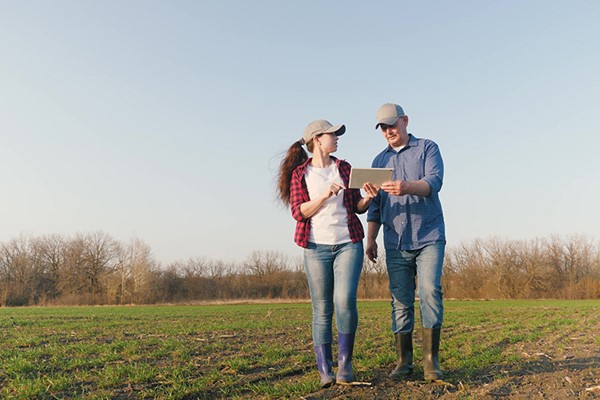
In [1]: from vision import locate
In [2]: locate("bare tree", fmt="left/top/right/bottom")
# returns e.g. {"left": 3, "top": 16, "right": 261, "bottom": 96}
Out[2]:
{"left": 244, "top": 250, "right": 288, "bottom": 276}
{"left": 59, "top": 232, "right": 121, "bottom": 304}
{"left": 445, "top": 239, "right": 490, "bottom": 298}
{"left": 0, "top": 235, "right": 36, "bottom": 306}
{"left": 119, "top": 236, "right": 156, "bottom": 304}
{"left": 35, "top": 234, "right": 67, "bottom": 303}
{"left": 519, "top": 238, "right": 553, "bottom": 298}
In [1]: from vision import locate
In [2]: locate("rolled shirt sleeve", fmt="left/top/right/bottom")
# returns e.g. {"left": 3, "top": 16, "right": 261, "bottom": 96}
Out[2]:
{"left": 421, "top": 140, "right": 444, "bottom": 195}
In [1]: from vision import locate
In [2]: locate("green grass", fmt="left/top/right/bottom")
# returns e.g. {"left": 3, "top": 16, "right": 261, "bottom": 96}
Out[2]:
{"left": 0, "top": 300, "right": 598, "bottom": 399}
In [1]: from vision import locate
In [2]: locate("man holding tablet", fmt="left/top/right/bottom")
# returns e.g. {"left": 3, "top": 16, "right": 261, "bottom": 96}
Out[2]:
{"left": 366, "top": 103, "right": 446, "bottom": 381}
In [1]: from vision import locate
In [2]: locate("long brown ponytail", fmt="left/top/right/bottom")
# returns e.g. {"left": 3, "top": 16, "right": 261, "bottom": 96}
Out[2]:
{"left": 276, "top": 140, "right": 309, "bottom": 206}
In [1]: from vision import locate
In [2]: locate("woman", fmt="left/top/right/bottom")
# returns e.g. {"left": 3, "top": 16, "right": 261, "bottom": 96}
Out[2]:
{"left": 276, "top": 119, "right": 378, "bottom": 387}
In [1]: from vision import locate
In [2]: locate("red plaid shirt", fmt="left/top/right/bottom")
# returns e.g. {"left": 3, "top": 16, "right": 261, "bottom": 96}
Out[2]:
{"left": 290, "top": 157, "right": 366, "bottom": 248}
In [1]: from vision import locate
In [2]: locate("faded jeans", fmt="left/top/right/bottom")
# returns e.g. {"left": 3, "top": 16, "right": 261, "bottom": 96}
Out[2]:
{"left": 386, "top": 241, "right": 445, "bottom": 334}
{"left": 304, "top": 241, "right": 364, "bottom": 345}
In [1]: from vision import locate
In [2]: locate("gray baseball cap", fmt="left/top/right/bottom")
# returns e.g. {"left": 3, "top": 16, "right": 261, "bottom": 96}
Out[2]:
{"left": 302, "top": 119, "right": 346, "bottom": 144}
{"left": 375, "top": 103, "right": 405, "bottom": 129}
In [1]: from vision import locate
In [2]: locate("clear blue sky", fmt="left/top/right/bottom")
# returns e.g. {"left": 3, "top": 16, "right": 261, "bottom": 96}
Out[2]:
{"left": 2, "top": 1, "right": 599, "bottom": 265}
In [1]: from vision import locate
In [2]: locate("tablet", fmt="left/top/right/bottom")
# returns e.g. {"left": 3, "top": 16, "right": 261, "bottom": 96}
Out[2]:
{"left": 348, "top": 168, "right": 393, "bottom": 189}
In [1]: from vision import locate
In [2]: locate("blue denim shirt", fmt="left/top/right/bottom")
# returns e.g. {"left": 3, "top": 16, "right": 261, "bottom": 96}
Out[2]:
{"left": 367, "top": 134, "right": 446, "bottom": 251}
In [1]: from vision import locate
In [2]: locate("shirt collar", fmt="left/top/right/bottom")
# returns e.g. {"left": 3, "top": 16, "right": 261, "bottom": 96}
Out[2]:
{"left": 385, "top": 133, "right": 415, "bottom": 153}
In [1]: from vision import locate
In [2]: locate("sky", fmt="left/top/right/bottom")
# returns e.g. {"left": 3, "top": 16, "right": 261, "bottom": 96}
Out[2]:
{"left": 1, "top": 1, "right": 599, "bottom": 266}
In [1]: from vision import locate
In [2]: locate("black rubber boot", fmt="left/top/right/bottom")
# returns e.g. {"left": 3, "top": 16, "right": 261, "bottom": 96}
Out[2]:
{"left": 314, "top": 343, "right": 335, "bottom": 388}
{"left": 422, "top": 328, "right": 443, "bottom": 381}
{"left": 389, "top": 332, "right": 413, "bottom": 378}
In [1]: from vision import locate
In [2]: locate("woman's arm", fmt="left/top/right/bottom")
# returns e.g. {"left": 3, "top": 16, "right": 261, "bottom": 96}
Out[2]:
{"left": 299, "top": 182, "right": 344, "bottom": 219}
{"left": 355, "top": 182, "right": 380, "bottom": 213}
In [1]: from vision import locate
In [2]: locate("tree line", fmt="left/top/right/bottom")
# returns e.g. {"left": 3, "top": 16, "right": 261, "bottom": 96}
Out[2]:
{"left": 0, "top": 232, "right": 599, "bottom": 306}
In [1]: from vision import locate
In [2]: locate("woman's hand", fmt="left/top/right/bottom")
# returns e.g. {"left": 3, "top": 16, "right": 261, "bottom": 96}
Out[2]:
{"left": 362, "top": 182, "right": 380, "bottom": 200}
{"left": 322, "top": 182, "right": 345, "bottom": 199}
{"left": 356, "top": 182, "right": 379, "bottom": 212}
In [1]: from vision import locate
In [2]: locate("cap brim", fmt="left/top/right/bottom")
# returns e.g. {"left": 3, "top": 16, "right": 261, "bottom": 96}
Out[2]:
{"left": 324, "top": 124, "right": 346, "bottom": 136}
{"left": 375, "top": 117, "right": 400, "bottom": 129}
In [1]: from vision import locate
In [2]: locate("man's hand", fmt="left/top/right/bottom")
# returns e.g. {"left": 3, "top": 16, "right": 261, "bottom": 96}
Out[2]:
{"left": 381, "top": 180, "right": 410, "bottom": 196}
{"left": 366, "top": 239, "right": 378, "bottom": 262}
{"left": 381, "top": 179, "right": 431, "bottom": 197}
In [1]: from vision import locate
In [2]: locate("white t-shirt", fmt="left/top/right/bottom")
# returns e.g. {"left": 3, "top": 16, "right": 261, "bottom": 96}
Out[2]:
{"left": 305, "top": 163, "right": 351, "bottom": 245}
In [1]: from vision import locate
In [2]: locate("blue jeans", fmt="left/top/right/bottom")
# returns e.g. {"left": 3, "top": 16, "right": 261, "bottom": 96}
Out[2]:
{"left": 386, "top": 241, "right": 445, "bottom": 334}
{"left": 304, "top": 241, "right": 364, "bottom": 345}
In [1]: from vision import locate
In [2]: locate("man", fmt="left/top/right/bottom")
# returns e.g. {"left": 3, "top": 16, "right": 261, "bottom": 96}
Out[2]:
{"left": 366, "top": 103, "right": 445, "bottom": 381}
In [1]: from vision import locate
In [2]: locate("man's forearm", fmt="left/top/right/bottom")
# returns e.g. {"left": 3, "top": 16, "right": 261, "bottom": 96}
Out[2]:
{"left": 407, "top": 179, "right": 431, "bottom": 197}
{"left": 367, "top": 221, "right": 381, "bottom": 242}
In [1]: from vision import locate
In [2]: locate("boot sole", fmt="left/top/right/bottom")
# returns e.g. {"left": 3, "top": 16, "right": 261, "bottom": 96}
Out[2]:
{"left": 389, "top": 369, "right": 413, "bottom": 379}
